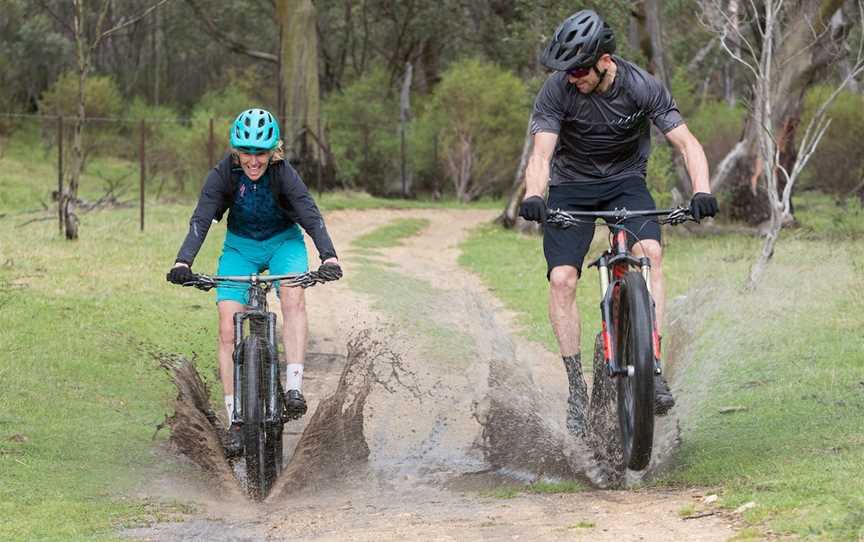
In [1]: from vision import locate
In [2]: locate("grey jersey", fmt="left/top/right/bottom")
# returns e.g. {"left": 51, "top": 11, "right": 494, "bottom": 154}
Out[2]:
{"left": 531, "top": 57, "right": 684, "bottom": 184}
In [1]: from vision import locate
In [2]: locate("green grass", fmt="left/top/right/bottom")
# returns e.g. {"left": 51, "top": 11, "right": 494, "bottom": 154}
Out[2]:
{"left": 353, "top": 218, "right": 431, "bottom": 249}
{"left": 0, "top": 204, "right": 220, "bottom": 541}
{"left": 458, "top": 202, "right": 864, "bottom": 540}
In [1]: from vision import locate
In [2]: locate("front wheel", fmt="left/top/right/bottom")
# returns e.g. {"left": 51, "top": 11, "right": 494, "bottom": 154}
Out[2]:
{"left": 613, "top": 271, "right": 655, "bottom": 471}
{"left": 240, "top": 335, "right": 280, "bottom": 500}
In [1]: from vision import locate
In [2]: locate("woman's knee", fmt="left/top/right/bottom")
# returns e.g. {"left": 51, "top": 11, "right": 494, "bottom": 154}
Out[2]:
{"left": 280, "top": 287, "right": 306, "bottom": 315}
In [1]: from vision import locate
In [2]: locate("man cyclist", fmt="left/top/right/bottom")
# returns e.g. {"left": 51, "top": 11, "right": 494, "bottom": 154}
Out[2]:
{"left": 166, "top": 108, "right": 342, "bottom": 449}
{"left": 518, "top": 10, "right": 718, "bottom": 424}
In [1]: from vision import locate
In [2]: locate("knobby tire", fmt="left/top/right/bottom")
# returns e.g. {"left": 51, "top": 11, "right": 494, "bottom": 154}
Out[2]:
{"left": 241, "top": 335, "right": 279, "bottom": 500}
{"left": 614, "top": 271, "right": 655, "bottom": 471}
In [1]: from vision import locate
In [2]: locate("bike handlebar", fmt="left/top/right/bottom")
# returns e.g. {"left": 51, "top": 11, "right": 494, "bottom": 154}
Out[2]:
{"left": 545, "top": 206, "right": 694, "bottom": 228}
{"left": 181, "top": 270, "right": 326, "bottom": 291}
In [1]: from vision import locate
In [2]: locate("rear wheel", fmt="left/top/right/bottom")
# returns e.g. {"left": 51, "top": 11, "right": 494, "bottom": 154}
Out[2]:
{"left": 241, "top": 335, "right": 279, "bottom": 500}
{"left": 613, "top": 271, "right": 655, "bottom": 471}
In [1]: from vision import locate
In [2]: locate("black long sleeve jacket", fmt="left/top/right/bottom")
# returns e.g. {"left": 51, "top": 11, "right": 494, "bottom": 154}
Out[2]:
{"left": 175, "top": 154, "right": 337, "bottom": 266}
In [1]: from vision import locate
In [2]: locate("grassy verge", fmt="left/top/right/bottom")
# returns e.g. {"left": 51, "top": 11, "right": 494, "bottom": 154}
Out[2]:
{"left": 458, "top": 204, "right": 864, "bottom": 540}
{"left": 0, "top": 202, "right": 227, "bottom": 540}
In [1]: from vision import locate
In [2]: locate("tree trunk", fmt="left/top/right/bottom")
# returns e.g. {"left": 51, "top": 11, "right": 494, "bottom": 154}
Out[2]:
{"left": 277, "top": 0, "right": 321, "bottom": 164}
{"left": 720, "top": 0, "right": 845, "bottom": 224}
{"left": 66, "top": 0, "right": 89, "bottom": 241}
{"left": 498, "top": 117, "right": 533, "bottom": 228}
{"left": 644, "top": 0, "right": 670, "bottom": 88}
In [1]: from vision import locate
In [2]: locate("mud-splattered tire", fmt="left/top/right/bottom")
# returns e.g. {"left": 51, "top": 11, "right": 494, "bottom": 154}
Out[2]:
{"left": 614, "top": 272, "right": 655, "bottom": 471}
{"left": 241, "top": 335, "right": 278, "bottom": 500}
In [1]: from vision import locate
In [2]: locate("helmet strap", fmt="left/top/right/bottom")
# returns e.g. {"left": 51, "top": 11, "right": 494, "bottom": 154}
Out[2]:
{"left": 588, "top": 66, "right": 607, "bottom": 93}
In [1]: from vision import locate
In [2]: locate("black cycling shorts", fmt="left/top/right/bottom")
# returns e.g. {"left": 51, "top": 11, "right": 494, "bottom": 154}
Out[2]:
{"left": 543, "top": 175, "right": 660, "bottom": 278}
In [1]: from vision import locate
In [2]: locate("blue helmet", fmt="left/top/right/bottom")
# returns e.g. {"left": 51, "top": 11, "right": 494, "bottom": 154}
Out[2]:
{"left": 230, "top": 108, "right": 280, "bottom": 152}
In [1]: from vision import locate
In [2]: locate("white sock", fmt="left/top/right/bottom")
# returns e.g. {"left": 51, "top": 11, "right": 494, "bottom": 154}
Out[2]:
{"left": 224, "top": 394, "right": 234, "bottom": 421}
{"left": 286, "top": 364, "right": 304, "bottom": 391}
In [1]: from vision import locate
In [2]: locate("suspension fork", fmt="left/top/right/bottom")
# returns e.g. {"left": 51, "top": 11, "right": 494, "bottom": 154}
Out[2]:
{"left": 597, "top": 254, "right": 625, "bottom": 377}
{"left": 638, "top": 255, "right": 662, "bottom": 365}
{"left": 264, "top": 312, "right": 281, "bottom": 424}
{"left": 232, "top": 311, "right": 246, "bottom": 423}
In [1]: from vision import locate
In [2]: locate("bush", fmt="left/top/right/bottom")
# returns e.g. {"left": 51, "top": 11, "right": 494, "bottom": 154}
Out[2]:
{"left": 685, "top": 99, "right": 745, "bottom": 174}
{"left": 37, "top": 72, "right": 124, "bottom": 162}
{"left": 323, "top": 67, "right": 400, "bottom": 195}
{"left": 799, "top": 85, "right": 864, "bottom": 198}
{"left": 647, "top": 142, "right": 676, "bottom": 208}
{"left": 418, "top": 58, "right": 528, "bottom": 202}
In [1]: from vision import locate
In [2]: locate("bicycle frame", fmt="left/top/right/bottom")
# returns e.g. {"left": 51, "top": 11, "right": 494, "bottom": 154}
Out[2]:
{"left": 589, "top": 229, "right": 660, "bottom": 378}
{"left": 187, "top": 272, "right": 320, "bottom": 426}
{"left": 546, "top": 207, "right": 692, "bottom": 378}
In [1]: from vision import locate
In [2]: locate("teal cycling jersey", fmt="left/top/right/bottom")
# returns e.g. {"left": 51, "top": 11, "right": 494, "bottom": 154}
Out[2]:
{"left": 226, "top": 172, "right": 294, "bottom": 241}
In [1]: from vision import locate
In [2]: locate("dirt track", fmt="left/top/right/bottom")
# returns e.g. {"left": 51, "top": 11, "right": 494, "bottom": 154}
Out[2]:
{"left": 127, "top": 209, "right": 737, "bottom": 541}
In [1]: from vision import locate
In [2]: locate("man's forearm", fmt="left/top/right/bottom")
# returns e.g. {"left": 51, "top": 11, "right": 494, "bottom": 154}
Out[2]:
{"left": 524, "top": 154, "right": 551, "bottom": 198}
{"left": 682, "top": 140, "right": 711, "bottom": 193}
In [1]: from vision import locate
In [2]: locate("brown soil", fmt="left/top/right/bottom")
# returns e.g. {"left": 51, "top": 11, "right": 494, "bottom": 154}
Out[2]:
{"left": 127, "top": 209, "right": 737, "bottom": 541}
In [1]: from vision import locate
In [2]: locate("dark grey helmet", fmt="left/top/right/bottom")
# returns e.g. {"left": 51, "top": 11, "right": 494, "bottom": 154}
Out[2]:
{"left": 539, "top": 10, "right": 616, "bottom": 71}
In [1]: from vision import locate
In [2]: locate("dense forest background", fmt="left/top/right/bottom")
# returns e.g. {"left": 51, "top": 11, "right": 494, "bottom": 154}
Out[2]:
{"left": 1, "top": 0, "right": 862, "bottom": 221}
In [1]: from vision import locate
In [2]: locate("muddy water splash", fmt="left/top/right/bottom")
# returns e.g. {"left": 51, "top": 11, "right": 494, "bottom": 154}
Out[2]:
{"left": 159, "top": 287, "right": 697, "bottom": 498}
{"left": 267, "top": 328, "right": 420, "bottom": 500}
{"left": 159, "top": 354, "right": 244, "bottom": 498}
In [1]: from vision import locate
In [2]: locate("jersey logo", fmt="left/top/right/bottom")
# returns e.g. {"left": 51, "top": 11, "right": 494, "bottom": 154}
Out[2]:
{"left": 239, "top": 184, "right": 246, "bottom": 199}
{"left": 611, "top": 110, "right": 646, "bottom": 130}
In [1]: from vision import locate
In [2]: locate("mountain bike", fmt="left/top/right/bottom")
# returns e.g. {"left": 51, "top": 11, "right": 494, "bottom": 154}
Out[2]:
{"left": 182, "top": 270, "right": 324, "bottom": 500}
{"left": 545, "top": 206, "right": 693, "bottom": 470}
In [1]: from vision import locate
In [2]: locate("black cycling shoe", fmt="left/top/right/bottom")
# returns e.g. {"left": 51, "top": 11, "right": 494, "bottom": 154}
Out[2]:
{"left": 283, "top": 389, "right": 307, "bottom": 419}
{"left": 222, "top": 423, "right": 243, "bottom": 459}
{"left": 654, "top": 374, "right": 675, "bottom": 416}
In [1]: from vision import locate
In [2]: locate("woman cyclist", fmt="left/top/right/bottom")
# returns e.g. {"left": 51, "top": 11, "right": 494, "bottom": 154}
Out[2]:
{"left": 166, "top": 108, "right": 341, "bottom": 448}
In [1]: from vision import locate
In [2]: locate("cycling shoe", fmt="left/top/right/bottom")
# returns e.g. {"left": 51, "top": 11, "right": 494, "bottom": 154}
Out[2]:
{"left": 283, "top": 389, "right": 308, "bottom": 419}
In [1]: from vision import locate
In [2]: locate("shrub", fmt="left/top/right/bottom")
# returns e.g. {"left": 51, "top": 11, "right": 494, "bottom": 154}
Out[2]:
{"left": 685, "top": 99, "right": 745, "bottom": 174}
{"left": 419, "top": 58, "right": 528, "bottom": 202}
{"left": 647, "top": 142, "right": 676, "bottom": 208}
{"left": 37, "top": 72, "right": 124, "bottom": 162}
{"left": 323, "top": 67, "right": 400, "bottom": 195}
{"left": 799, "top": 85, "right": 864, "bottom": 199}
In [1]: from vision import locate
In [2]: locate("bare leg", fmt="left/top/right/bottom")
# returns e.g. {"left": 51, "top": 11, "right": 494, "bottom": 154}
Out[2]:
{"left": 217, "top": 301, "right": 245, "bottom": 396}
{"left": 632, "top": 240, "right": 664, "bottom": 335}
{"left": 549, "top": 265, "right": 589, "bottom": 434}
{"left": 279, "top": 285, "right": 308, "bottom": 390}
{"left": 548, "top": 265, "right": 581, "bottom": 356}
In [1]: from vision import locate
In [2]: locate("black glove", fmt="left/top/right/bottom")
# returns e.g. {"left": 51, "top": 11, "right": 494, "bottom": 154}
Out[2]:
{"left": 317, "top": 262, "right": 343, "bottom": 282}
{"left": 166, "top": 264, "right": 195, "bottom": 285}
{"left": 690, "top": 192, "right": 719, "bottom": 222}
{"left": 519, "top": 195, "right": 547, "bottom": 223}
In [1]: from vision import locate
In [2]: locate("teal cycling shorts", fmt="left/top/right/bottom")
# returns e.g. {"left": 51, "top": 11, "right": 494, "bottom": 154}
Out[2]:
{"left": 216, "top": 226, "right": 309, "bottom": 305}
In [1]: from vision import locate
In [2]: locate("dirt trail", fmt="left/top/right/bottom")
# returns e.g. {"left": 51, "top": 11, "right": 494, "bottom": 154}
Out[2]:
{"left": 128, "top": 209, "right": 736, "bottom": 541}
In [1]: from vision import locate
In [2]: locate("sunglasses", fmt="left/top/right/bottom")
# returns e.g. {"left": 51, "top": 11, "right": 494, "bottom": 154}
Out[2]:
{"left": 566, "top": 66, "right": 592, "bottom": 78}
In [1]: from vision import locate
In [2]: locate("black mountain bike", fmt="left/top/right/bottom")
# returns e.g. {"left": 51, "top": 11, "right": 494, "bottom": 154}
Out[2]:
{"left": 182, "top": 270, "right": 324, "bottom": 500}
{"left": 546, "top": 207, "right": 693, "bottom": 470}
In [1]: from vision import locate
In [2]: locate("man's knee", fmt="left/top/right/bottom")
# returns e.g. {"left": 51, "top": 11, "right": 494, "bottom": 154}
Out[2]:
{"left": 549, "top": 266, "right": 579, "bottom": 294}
{"left": 634, "top": 240, "right": 662, "bottom": 264}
